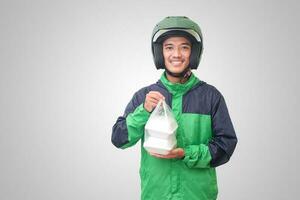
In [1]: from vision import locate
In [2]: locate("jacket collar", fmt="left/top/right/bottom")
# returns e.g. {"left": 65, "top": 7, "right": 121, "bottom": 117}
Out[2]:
{"left": 158, "top": 72, "right": 200, "bottom": 95}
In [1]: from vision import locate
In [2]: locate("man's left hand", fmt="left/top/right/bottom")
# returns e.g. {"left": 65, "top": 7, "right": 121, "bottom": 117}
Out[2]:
{"left": 149, "top": 148, "right": 185, "bottom": 159}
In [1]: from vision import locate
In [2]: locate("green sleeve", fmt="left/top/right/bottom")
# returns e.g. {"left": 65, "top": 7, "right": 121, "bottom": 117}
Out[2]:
{"left": 121, "top": 104, "right": 150, "bottom": 149}
{"left": 182, "top": 144, "right": 212, "bottom": 168}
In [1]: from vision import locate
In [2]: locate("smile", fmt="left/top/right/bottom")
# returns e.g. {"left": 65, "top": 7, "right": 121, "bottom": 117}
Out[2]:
{"left": 171, "top": 60, "right": 183, "bottom": 64}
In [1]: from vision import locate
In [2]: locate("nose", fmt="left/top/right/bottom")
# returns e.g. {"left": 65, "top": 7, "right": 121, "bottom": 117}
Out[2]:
{"left": 173, "top": 47, "right": 182, "bottom": 57}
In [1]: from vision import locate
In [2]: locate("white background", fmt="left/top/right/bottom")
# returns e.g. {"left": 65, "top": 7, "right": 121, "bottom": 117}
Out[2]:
{"left": 0, "top": 0, "right": 299, "bottom": 199}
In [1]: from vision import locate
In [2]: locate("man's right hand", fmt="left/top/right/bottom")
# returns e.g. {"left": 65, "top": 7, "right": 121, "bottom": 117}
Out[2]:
{"left": 144, "top": 91, "right": 165, "bottom": 112}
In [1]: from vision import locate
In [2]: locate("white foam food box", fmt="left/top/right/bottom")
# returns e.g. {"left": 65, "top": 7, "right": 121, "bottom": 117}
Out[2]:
{"left": 143, "top": 101, "right": 178, "bottom": 155}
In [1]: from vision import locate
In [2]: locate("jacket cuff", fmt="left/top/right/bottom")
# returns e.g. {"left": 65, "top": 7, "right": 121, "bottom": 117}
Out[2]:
{"left": 126, "top": 104, "right": 150, "bottom": 127}
{"left": 183, "top": 144, "right": 212, "bottom": 168}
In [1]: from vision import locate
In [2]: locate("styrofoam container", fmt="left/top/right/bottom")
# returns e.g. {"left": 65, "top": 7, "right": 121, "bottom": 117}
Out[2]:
{"left": 145, "top": 117, "right": 178, "bottom": 135}
{"left": 143, "top": 136, "right": 177, "bottom": 155}
{"left": 143, "top": 100, "right": 178, "bottom": 155}
{"left": 144, "top": 129, "right": 174, "bottom": 140}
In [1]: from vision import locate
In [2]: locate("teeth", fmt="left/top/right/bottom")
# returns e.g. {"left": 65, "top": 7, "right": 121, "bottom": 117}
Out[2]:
{"left": 171, "top": 61, "right": 182, "bottom": 66}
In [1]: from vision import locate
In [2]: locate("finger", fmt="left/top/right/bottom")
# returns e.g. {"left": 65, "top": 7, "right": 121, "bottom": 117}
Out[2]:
{"left": 150, "top": 153, "right": 177, "bottom": 159}
{"left": 170, "top": 149, "right": 179, "bottom": 154}
{"left": 147, "top": 97, "right": 159, "bottom": 105}
{"left": 155, "top": 154, "right": 170, "bottom": 158}
{"left": 148, "top": 91, "right": 163, "bottom": 96}
{"left": 148, "top": 94, "right": 163, "bottom": 102}
{"left": 150, "top": 152, "right": 165, "bottom": 157}
{"left": 149, "top": 153, "right": 164, "bottom": 158}
{"left": 146, "top": 95, "right": 161, "bottom": 105}
{"left": 150, "top": 152, "right": 163, "bottom": 156}
{"left": 148, "top": 91, "right": 165, "bottom": 100}
{"left": 160, "top": 154, "right": 177, "bottom": 159}
{"left": 171, "top": 148, "right": 183, "bottom": 154}
{"left": 170, "top": 148, "right": 184, "bottom": 158}
{"left": 147, "top": 102, "right": 158, "bottom": 110}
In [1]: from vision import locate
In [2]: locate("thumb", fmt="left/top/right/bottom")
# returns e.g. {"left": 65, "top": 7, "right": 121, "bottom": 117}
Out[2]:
{"left": 171, "top": 148, "right": 185, "bottom": 157}
{"left": 171, "top": 148, "right": 180, "bottom": 154}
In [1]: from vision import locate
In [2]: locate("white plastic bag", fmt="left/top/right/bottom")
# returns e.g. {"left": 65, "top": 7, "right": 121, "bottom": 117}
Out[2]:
{"left": 143, "top": 99, "right": 178, "bottom": 155}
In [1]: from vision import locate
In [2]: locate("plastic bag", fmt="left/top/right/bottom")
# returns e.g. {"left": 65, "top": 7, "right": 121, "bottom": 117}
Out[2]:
{"left": 143, "top": 99, "right": 178, "bottom": 155}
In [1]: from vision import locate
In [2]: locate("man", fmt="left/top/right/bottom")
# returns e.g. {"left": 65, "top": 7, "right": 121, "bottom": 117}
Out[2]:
{"left": 112, "top": 16, "right": 237, "bottom": 200}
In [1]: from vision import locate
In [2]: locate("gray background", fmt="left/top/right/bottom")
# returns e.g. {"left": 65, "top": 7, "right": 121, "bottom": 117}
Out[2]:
{"left": 0, "top": 0, "right": 299, "bottom": 199}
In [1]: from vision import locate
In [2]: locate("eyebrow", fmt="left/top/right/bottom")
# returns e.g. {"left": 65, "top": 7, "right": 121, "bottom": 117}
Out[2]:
{"left": 163, "top": 42, "right": 191, "bottom": 46}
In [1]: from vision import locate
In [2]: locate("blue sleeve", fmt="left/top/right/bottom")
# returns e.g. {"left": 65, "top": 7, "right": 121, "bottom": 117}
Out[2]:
{"left": 208, "top": 93, "right": 238, "bottom": 167}
{"left": 111, "top": 89, "right": 149, "bottom": 148}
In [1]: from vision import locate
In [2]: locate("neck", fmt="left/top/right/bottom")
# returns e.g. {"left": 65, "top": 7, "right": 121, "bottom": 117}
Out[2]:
{"left": 165, "top": 70, "right": 192, "bottom": 84}
{"left": 165, "top": 73, "right": 182, "bottom": 83}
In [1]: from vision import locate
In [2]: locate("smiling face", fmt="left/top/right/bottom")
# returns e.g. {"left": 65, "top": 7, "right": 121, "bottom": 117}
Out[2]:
{"left": 162, "top": 36, "right": 191, "bottom": 74}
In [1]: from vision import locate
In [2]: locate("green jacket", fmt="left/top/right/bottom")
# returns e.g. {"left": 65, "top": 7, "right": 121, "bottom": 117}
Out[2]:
{"left": 112, "top": 73, "right": 237, "bottom": 200}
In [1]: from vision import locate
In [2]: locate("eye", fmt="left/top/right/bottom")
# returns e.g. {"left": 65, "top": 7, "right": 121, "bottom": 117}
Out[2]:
{"left": 165, "top": 46, "right": 173, "bottom": 50}
{"left": 182, "top": 45, "right": 191, "bottom": 50}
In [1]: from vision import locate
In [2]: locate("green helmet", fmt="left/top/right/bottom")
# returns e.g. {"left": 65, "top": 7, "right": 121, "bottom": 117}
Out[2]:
{"left": 151, "top": 16, "right": 203, "bottom": 70}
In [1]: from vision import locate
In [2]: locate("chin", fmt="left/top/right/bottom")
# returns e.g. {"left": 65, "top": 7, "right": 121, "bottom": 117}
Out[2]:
{"left": 167, "top": 67, "right": 187, "bottom": 74}
{"left": 172, "top": 70, "right": 184, "bottom": 74}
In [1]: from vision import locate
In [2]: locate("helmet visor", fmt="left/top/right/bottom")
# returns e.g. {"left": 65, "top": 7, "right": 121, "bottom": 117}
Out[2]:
{"left": 153, "top": 29, "right": 201, "bottom": 43}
